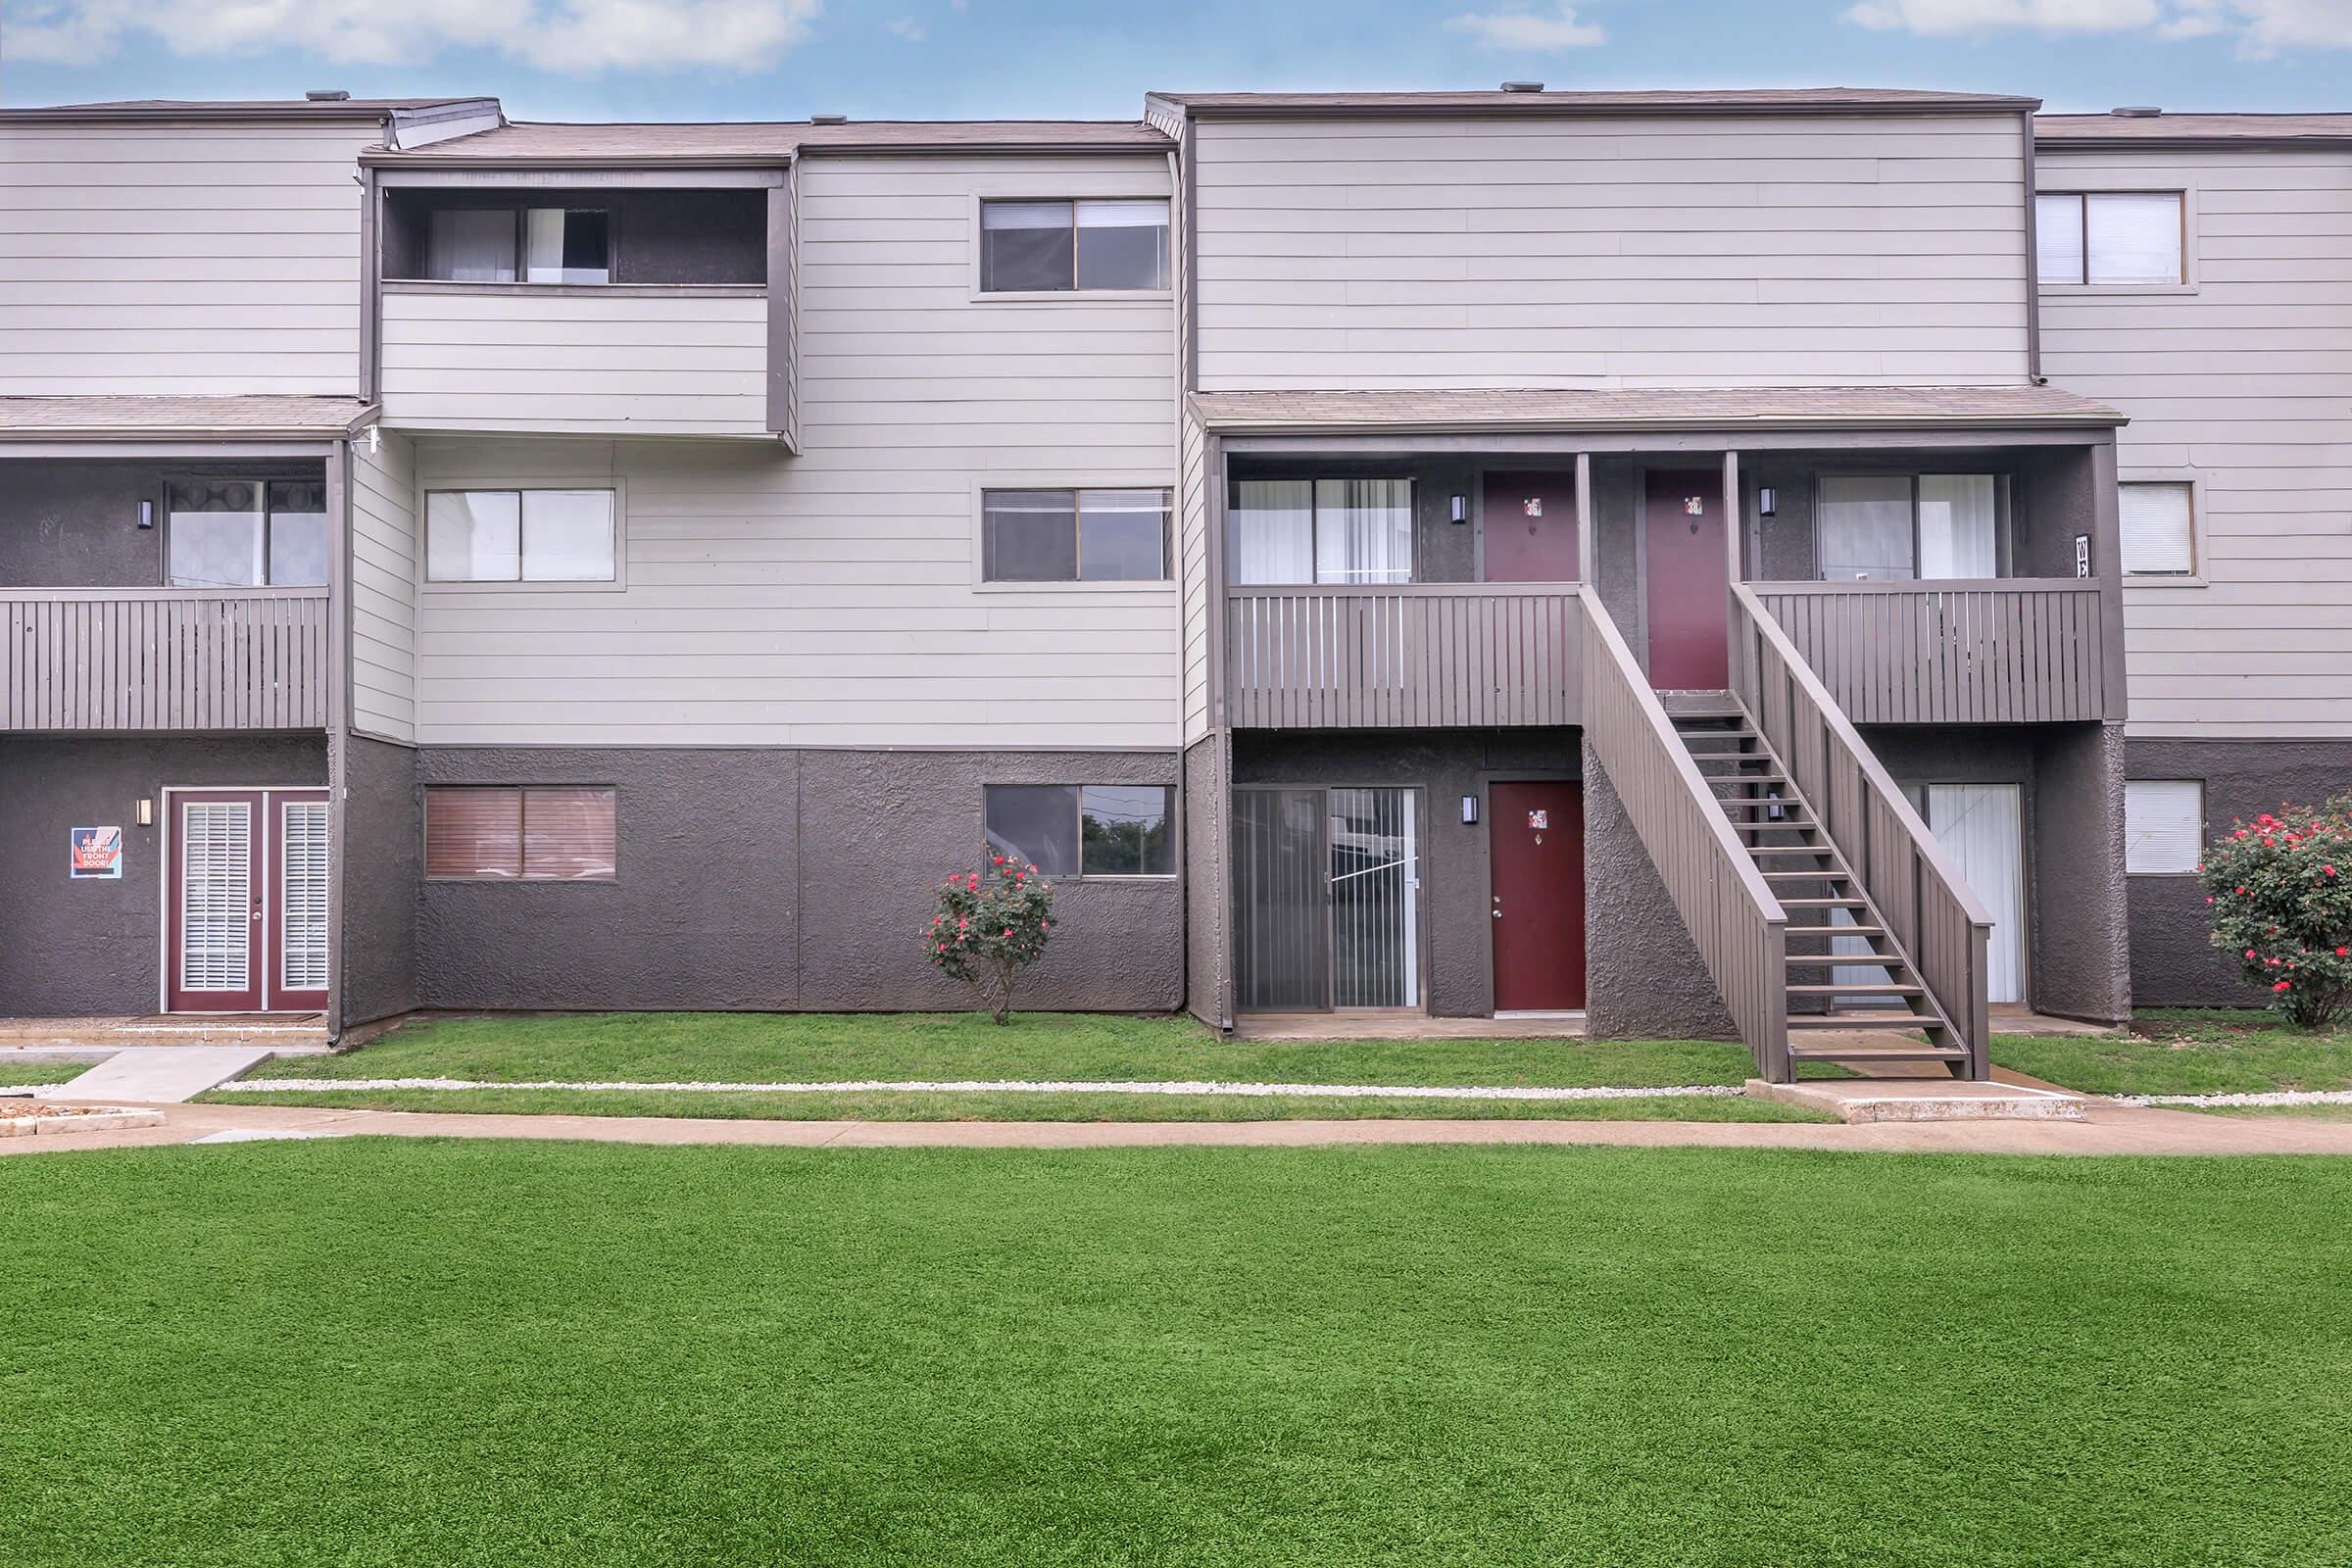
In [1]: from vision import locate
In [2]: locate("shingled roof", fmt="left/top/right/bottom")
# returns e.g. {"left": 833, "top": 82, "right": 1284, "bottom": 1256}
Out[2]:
{"left": 366, "top": 118, "right": 1169, "bottom": 166}
{"left": 2037, "top": 112, "right": 2352, "bottom": 148}
{"left": 0, "top": 396, "right": 377, "bottom": 441}
{"left": 1189, "top": 386, "right": 2125, "bottom": 434}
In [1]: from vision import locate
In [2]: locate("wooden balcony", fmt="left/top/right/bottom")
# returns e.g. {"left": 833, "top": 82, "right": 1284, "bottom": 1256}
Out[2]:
{"left": 1, "top": 589, "right": 329, "bottom": 732}
{"left": 1225, "top": 584, "right": 1584, "bottom": 729}
{"left": 1745, "top": 580, "right": 2116, "bottom": 725}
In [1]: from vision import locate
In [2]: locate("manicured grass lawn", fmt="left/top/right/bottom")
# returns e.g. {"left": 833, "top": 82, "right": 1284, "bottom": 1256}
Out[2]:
{"left": 198, "top": 1085, "right": 1832, "bottom": 1122}
{"left": 1, "top": 1061, "right": 88, "bottom": 1087}
{"left": 1995, "top": 1007, "right": 2352, "bottom": 1096}
{"left": 6, "top": 1141, "right": 2348, "bottom": 1565}
{"left": 268, "top": 1011, "right": 1765, "bottom": 1089}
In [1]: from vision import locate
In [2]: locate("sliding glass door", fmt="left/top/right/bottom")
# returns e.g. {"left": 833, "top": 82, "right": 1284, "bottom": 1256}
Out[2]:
{"left": 1229, "top": 479, "right": 1414, "bottom": 586}
{"left": 1234, "top": 786, "right": 1422, "bottom": 1012}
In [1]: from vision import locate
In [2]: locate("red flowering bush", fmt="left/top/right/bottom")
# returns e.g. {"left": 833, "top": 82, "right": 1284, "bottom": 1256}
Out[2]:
{"left": 2202, "top": 797, "right": 2352, "bottom": 1029}
{"left": 922, "top": 856, "right": 1056, "bottom": 1024}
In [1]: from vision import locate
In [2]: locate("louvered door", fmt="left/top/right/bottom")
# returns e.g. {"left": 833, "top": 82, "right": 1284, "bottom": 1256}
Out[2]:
{"left": 169, "top": 787, "right": 330, "bottom": 1012}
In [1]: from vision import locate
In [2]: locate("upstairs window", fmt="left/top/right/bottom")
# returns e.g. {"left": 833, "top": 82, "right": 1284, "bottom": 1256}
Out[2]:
{"left": 1816, "top": 474, "right": 2005, "bottom": 582}
{"left": 2119, "top": 482, "right": 2196, "bottom": 576}
{"left": 985, "top": 784, "right": 1174, "bottom": 877}
{"left": 2036, "top": 192, "right": 2184, "bottom": 286}
{"left": 1230, "top": 478, "right": 1414, "bottom": 586}
{"left": 166, "top": 477, "right": 327, "bottom": 588}
{"left": 980, "top": 199, "right": 1169, "bottom": 292}
{"left": 425, "top": 207, "right": 611, "bottom": 284}
{"left": 982, "top": 488, "right": 1170, "bottom": 582}
{"left": 426, "top": 489, "right": 615, "bottom": 583}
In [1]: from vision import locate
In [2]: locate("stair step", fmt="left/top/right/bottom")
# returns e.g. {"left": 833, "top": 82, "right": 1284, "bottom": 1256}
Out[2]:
{"left": 1788, "top": 983, "right": 1922, "bottom": 996}
{"left": 1788, "top": 1011, "right": 1939, "bottom": 1030}
{"left": 1747, "top": 845, "right": 1838, "bottom": 856}
{"left": 1788, "top": 924, "right": 1885, "bottom": 937}
{"left": 1684, "top": 752, "right": 1769, "bottom": 763}
{"left": 1783, "top": 955, "right": 1903, "bottom": 968}
{"left": 1788, "top": 1044, "right": 1971, "bottom": 1062}
{"left": 1781, "top": 897, "right": 1869, "bottom": 907}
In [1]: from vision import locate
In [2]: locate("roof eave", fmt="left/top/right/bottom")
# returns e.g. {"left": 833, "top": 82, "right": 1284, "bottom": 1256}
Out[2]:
{"left": 2037, "top": 134, "right": 2352, "bottom": 152}
{"left": 1152, "top": 96, "right": 2039, "bottom": 122}
{"left": 1196, "top": 412, "right": 2127, "bottom": 436}
{"left": 0, "top": 405, "right": 380, "bottom": 443}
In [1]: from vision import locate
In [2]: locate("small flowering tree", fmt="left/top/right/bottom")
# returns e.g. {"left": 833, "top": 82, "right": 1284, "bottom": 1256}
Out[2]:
{"left": 2202, "top": 797, "right": 2352, "bottom": 1030}
{"left": 922, "top": 856, "right": 1055, "bottom": 1024}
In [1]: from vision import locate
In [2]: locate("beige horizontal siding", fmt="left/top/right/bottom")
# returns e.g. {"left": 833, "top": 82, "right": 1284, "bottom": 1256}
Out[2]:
{"left": 379, "top": 289, "right": 770, "bottom": 437}
{"left": 349, "top": 429, "right": 417, "bottom": 743}
{"left": 2038, "top": 147, "right": 2352, "bottom": 739}
{"left": 1192, "top": 114, "right": 2033, "bottom": 390}
{"left": 407, "top": 151, "right": 1178, "bottom": 749}
{"left": 0, "top": 123, "right": 368, "bottom": 395}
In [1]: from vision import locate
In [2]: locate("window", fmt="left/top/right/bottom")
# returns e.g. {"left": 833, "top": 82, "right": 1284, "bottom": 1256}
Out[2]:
{"left": 425, "top": 787, "right": 616, "bottom": 880}
{"left": 979, "top": 199, "right": 1169, "bottom": 292}
{"left": 424, "top": 207, "right": 611, "bottom": 283}
{"left": 2037, "top": 192, "right": 2184, "bottom": 286}
{"left": 2120, "top": 482, "right": 2196, "bottom": 576}
{"left": 166, "top": 477, "right": 327, "bottom": 588}
{"left": 425, "top": 489, "right": 616, "bottom": 583}
{"left": 1229, "top": 478, "right": 1414, "bottom": 586}
{"left": 982, "top": 489, "right": 1170, "bottom": 582}
{"left": 985, "top": 785, "right": 1174, "bottom": 877}
{"left": 1815, "top": 474, "right": 2004, "bottom": 583}
{"left": 2126, "top": 780, "right": 2204, "bottom": 875}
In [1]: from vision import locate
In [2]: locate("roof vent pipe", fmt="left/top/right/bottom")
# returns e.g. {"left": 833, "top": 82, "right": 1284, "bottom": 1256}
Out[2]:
{"left": 1500, "top": 80, "right": 1544, "bottom": 93}
{"left": 2111, "top": 105, "right": 2162, "bottom": 118}
{"left": 810, "top": 112, "right": 849, "bottom": 124}
{"left": 306, "top": 89, "right": 351, "bottom": 101}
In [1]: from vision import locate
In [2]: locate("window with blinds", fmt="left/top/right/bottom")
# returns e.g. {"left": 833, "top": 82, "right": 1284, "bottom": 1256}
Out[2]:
{"left": 2119, "top": 482, "right": 2195, "bottom": 575}
{"left": 425, "top": 788, "right": 616, "bottom": 880}
{"left": 2125, "top": 780, "right": 2204, "bottom": 875}
{"left": 2036, "top": 192, "right": 2185, "bottom": 286}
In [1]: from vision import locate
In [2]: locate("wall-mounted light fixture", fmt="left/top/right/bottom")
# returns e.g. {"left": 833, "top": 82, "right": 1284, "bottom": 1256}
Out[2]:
{"left": 1449, "top": 494, "right": 1468, "bottom": 524}
{"left": 136, "top": 499, "right": 155, "bottom": 530}
{"left": 134, "top": 798, "right": 154, "bottom": 827}
{"left": 1757, "top": 487, "right": 1778, "bottom": 518}
{"left": 1460, "top": 794, "right": 1480, "bottom": 825}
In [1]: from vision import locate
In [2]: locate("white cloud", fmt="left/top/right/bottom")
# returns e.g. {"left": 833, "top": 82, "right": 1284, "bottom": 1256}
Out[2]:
{"left": 1844, "top": 0, "right": 2352, "bottom": 53}
{"left": 2, "top": 0, "right": 822, "bottom": 73}
{"left": 887, "top": 16, "right": 925, "bottom": 40}
{"left": 1444, "top": 2, "right": 1606, "bottom": 50}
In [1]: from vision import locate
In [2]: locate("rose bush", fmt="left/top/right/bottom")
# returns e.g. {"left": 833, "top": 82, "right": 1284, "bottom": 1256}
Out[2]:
{"left": 2201, "top": 796, "right": 2352, "bottom": 1029}
{"left": 922, "top": 856, "right": 1055, "bottom": 1024}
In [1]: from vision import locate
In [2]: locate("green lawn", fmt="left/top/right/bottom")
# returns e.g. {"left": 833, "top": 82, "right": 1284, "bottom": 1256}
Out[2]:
{"left": 1995, "top": 1008, "right": 2352, "bottom": 1097}
{"left": 1, "top": 1061, "right": 88, "bottom": 1087}
{"left": 198, "top": 1085, "right": 1831, "bottom": 1122}
{"left": 277, "top": 1011, "right": 1763, "bottom": 1089}
{"left": 5, "top": 1141, "right": 2347, "bottom": 1565}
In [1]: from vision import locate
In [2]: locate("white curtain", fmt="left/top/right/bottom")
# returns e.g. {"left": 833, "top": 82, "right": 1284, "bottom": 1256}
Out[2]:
{"left": 1918, "top": 475, "right": 1999, "bottom": 579}
{"left": 1231, "top": 480, "right": 1314, "bottom": 585}
{"left": 1313, "top": 478, "right": 1413, "bottom": 584}
{"left": 427, "top": 209, "right": 516, "bottom": 282}
{"left": 1817, "top": 475, "right": 1914, "bottom": 580}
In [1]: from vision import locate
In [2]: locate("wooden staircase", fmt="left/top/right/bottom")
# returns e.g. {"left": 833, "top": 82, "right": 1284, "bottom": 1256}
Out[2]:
{"left": 1669, "top": 704, "right": 1973, "bottom": 1077}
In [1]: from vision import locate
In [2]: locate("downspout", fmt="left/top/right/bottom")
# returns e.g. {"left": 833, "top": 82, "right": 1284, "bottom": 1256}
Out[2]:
{"left": 2022, "top": 111, "right": 2045, "bottom": 385}
{"left": 1166, "top": 140, "right": 1191, "bottom": 1020}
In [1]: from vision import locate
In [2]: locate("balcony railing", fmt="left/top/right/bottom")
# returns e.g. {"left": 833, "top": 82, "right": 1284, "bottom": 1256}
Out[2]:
{"left": 1225, "top": 583, "right": 1584, "bottom": 729}
{"left": 1, "top": 588, "right": 329, "bottom": 732}
{"left": 1746, "top": 579, "right": 2112, "bottom": 724}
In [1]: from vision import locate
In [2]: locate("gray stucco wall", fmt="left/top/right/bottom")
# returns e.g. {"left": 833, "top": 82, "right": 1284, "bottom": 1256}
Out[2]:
{"left": 2125, "top": 738, "right": 2352, "bottom": 1006}
{"left": 339, "top": 735, "right": 418, "bottom": 1028}
{"left": 1231, "top": 729, "right": 1579, "bottom": 1019}
{"left": 410, "top": 747, "right": 1181, "bottom": 1014}
{"left": 0, "top": 735, "right": 327, "bottom": 1016}
{"left": 0, "top": 459, "right": 323, "bottom": 588}
{"left": 1581, "top": 739, "right": 1742, "bottom": 1042}
{"left": 1184, "top": 734, "right": 1231, "bottom": 1029}
{"left": 1855, "top": 723, "right": 2131, "bottom": 1023}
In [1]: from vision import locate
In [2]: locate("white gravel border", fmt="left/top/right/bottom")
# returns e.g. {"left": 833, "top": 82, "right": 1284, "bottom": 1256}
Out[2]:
{"left": 2113, "top": 1089, "right": 2352, "bottom": 1108}
{"left": 213, "top": 1077, "right": 1743, "bottom": 1102}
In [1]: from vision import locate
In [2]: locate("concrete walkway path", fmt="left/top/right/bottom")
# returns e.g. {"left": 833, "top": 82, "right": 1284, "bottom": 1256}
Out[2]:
{"left": 47, "top": 1047, "right": 277, "bottom": 1104}
{"left": 6, "top": 1096, "right": 2352, "bottom": 1157}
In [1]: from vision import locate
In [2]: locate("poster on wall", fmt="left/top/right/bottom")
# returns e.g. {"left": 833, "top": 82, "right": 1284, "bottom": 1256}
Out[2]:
{"left": 70, "top": 826, "right": 122, "bottom": 880}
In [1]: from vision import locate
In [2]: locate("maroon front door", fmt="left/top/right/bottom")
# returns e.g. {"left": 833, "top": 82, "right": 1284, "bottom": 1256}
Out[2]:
{"left": 1643, "top": 469, "right": 1730, "bottom": 689}
{"left": 1490, "top": 781, "right": 1587, "bottom": 1011}
{"left": 169, "top": 787, "right": 329, "bottom": 1012}
{"left": 1482, "top": 470, "right": 1581, "bottom": 581}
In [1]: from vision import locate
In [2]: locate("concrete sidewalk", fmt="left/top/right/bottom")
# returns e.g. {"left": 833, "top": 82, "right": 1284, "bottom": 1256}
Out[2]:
{"left": 4, "top": 1097, "right": 2350, "bottom": 1157}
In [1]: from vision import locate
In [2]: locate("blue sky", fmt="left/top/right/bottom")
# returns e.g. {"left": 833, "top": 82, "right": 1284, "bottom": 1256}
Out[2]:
{"left": 3, "top": 1, "right": 2348, "bottom": 122}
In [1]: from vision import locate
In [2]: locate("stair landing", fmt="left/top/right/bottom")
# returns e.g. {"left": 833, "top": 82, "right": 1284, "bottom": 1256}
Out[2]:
{"left": 1747, "top": 1077, "right": 2087, "bottom": 1123}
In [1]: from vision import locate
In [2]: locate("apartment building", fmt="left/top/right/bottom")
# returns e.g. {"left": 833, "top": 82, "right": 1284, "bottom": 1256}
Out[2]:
{"left": 1, "top": 87, "right": 2341, "bottom": 1081}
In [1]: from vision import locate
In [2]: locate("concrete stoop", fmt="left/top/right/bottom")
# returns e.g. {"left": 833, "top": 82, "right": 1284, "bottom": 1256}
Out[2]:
{"left": 46, "top": 1046, "right": 279, "bottom": 1105}
{"left": 1746, "top": 1077, "right": 2089, "bottom": 1124}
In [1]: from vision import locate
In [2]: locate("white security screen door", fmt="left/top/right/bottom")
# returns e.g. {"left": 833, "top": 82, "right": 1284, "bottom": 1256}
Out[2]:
{"left": 1924, "top": 784, "right": 2027, "bottom": 1006}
